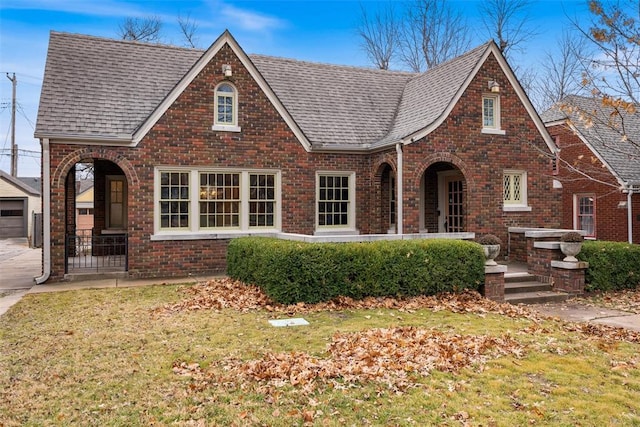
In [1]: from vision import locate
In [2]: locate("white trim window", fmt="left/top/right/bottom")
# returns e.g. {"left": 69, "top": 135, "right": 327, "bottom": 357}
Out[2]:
{"left": 574, "top": 194, "right": 595, "bottom": 237}
{"left": 212, "top": 83, "right": 241, "bottom": 132}
{"left": 159, "top": 171, "right": 190, "bottom": 229}
{"left": 154, "top": 168, "right": 280, "bottom": 238}
{"left": 482, "top": 94, "right": 505, "bottom": 135}
{"left": 503, "top": 170, "right": 530, "bottom": 211}
{"left": 316, "top": 172, "right": 356, "bottom": 231}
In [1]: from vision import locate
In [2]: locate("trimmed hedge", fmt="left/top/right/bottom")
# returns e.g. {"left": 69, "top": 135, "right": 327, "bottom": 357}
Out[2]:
{"left": 227, "top": 237, "right": 485, "bottom": 304}
{"left": 578, "top": 241, "right": 640, "bottom": 292}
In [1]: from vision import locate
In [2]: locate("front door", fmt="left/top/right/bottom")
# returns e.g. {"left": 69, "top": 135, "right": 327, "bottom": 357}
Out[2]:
{"left": 438, "top": 172, "right": 464, "bottom": 233}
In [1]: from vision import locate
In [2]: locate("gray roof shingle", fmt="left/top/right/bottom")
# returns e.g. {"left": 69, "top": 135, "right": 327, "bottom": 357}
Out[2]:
{"left": 542, "top": 95, "right": 640, "bottom": 185}
{"left": 36, "top": 31, "right": 492, "bottom": 149}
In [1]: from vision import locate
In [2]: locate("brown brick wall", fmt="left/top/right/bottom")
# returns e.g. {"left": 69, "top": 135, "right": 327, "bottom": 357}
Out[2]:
{"left": 46, "top": 47, "right": 563, "bottom": 280}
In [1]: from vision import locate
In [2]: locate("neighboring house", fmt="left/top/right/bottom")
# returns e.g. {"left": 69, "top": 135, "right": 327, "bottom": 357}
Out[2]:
{"left": 542, "top": 95, "right": 640, "bottom": 243}
{"left": 34, "top": 31, "right": 561, "bottom": 282}
{"left": 0, "top": 170, "right": 41, "bottom": 241}
{"left": 75, "top": 180, "right": 94, "bottom": 234}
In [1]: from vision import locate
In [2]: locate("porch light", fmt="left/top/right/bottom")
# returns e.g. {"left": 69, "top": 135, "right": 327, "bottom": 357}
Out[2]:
{"left": 222, "top": 64, "right": 232, "bottom": 77}
{"left": 488, "top": 80, "right": 500, "bottom": 93}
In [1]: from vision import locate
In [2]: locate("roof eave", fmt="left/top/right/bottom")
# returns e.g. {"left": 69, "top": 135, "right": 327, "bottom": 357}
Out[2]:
{"left": 0, "top": 170, "right": 41, "bottom": 196}
{"left": 35, "top": 132, "right": 135, "bottom": 146}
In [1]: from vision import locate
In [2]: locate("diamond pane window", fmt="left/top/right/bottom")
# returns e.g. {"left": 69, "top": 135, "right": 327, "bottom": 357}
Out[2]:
{"left": 503, "top": 171, "right": 524, "bottom": 205}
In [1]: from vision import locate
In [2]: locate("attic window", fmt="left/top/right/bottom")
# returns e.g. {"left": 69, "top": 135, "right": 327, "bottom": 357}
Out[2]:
{"left": 481, "top": 94, "right": 505, "bottom": 135}
{"left": 213, "top": 83, "right": 241, "bottom": 132}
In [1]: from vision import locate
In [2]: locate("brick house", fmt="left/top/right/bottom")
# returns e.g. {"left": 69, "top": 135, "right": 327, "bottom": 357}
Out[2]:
{"left": 34, "top": 31, "right": 561, "bottom": 283}
{"left": 542, "top": 95, "right": 640, "bottom": 243}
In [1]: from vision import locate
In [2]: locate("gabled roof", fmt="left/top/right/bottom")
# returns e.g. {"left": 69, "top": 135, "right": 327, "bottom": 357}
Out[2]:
{"left": 36, "top": 31, "right": 553, "bottom": 152}
{"left": 0, "top": 170, "right": 41, "bottom": 196}
{"left": 542, "top": 95, "right": 640, "bottom": 186}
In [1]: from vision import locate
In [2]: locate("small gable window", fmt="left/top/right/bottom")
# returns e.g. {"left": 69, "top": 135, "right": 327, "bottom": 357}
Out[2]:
{"left": 482, "top": 94, "right": 505, "bottom": 135}
{"left": 213, "top": 83, "right": 241, "bottom": 132}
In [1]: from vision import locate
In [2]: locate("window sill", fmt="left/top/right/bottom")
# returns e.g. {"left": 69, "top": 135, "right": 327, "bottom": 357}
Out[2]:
{"left": 212, "top": 124, "right": 241, "bottom": 132}
{"left": 503, "top": 205, "right": 532, "bottom": 212}
{"left": 481, "top": 128, "right": 506, "bottom": 135}
{"left": 102, "top": 229, "right": 127, "bottom": 235}
{"left": 150, "top": 230, "right": 278, "bottom": 241}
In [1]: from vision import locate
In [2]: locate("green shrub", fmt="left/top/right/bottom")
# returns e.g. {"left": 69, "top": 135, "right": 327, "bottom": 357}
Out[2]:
{"left": 578, "top": 241, "right": 640, "bottom": 292}
{"left": 227, "top": 237, "right": 485, "bottom": 304}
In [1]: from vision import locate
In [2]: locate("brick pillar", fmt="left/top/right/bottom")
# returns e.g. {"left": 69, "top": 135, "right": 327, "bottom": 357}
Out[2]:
{"left": 483, "top": 265, "right": 507, "bottom": 302}
{"left": 550, "top": 260, "right": 589, "bottom": 294}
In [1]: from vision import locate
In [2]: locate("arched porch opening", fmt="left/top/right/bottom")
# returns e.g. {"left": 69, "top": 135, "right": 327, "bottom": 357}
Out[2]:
{"left": 374, "top": 162, "right": 396, "bottom": 234}
{"left": 64, "top": 159, "right": 128, "bottom": 274}
{"left": 420, "top": 162, "right": 467, "bottom": 233}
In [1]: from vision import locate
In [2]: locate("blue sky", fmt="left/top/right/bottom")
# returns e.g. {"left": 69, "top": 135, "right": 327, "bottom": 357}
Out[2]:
{"left": 0, "top": 0, "right": 591, "bottom": 177}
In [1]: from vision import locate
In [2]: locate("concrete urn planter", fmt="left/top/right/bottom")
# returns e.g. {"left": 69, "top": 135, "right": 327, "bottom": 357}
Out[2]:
{"left": 560, "top": 242, "right": 582, "bottom": 262}
{"left": 482, "top": 244, "right": 501, "bottom": 266}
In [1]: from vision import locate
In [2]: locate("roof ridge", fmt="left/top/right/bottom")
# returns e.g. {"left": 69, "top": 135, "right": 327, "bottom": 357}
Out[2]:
{"left": 50, "top": 31, "right": 205, "bottom": 54}
{"left": 249, "top": 53, "right": 417, "bottom": 76}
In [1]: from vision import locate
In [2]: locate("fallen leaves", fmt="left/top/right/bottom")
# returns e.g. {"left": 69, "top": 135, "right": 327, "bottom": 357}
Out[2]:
{"left": 174, "top": 327, "right": 524, "bottom": 394}
{"left": 154, "top": 277, "right": 546, "bottom": 321}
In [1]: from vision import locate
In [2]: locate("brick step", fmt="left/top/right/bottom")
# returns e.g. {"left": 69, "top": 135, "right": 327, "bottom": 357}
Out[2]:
{"left": 505, "top": 290, "right": 570, "bottom": 305}
{"left": 505, "top": 280, "right": 552, "bottom": 294}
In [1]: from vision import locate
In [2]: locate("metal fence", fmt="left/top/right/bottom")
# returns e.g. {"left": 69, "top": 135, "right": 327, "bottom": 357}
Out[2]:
{"left": 65, "top": 230, "right": 127, "bottom": 273}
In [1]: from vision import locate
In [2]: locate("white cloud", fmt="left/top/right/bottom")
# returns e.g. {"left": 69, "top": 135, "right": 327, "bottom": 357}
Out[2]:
{"left": 216, "top": 3, "right": 287, "bottom": 32}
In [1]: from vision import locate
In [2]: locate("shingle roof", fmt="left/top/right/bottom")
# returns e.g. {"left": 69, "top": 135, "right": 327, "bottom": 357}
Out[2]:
{"left": 542, "top": 95, "right": 640, "bottom": 186}
{"left": 36, "top": 32, "right": 201, "bottom": 140}
{"left": 0, "top": 170, "right": 41, "bottom": 196}
{"left": 36, "top": 31, "right": 492, "bottom": 149}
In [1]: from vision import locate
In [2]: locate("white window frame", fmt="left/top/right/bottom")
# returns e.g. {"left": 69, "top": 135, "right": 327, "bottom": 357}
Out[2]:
{"left": 315, "top": 171, "right": 357, "bottom": 234}
{"left": 152, "top": 167, "right": 281, "bottom": 240}
{"left": 212, "top": 82, "right": 241, "bottom": 132}
{"left": 503, "top": 170, "right": 531, "bottom": 212}
{"left": 573, "top": 193, "right": 596, "bottom": 238}
{"left": 481, "top": 94, "right": 505, "bottom": 135}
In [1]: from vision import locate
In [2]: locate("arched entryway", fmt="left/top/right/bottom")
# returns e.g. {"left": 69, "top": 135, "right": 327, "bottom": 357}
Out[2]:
{"left": 375, "top": 162, "right": 397, "bottom": 234}
{"left": 64, "top": 159, "right": 129, "bottom": 274}
{"left": 420, "top": 162, "right": 467, "bottom": 233}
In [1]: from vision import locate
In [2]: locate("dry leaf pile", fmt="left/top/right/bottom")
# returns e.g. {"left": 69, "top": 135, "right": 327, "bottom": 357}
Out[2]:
{"left": 155, "top": 277, "right": 545, "bottom": 321}
{"left": 174, "top": 327, "right": 523, "bottom": 393}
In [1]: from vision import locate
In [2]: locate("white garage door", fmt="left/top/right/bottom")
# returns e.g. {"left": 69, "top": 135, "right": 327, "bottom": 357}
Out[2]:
{"left": 0, "top": 199, "right": 26, "bottom": 238}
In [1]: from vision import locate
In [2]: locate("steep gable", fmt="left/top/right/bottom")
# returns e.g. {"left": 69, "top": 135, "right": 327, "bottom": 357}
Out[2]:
{"left": 542, "top": 95, "right": 640, "bottom": 186}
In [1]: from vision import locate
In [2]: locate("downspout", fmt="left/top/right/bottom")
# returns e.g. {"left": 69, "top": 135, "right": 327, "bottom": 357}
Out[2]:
{"left": 627, "top": 186, "right": 634, "bottom": 244}
{"left": 35, "top": 138, "right": 51, "bottom": 284}
{"left": 396, "top": 143, "right": 403, "bottom": 235}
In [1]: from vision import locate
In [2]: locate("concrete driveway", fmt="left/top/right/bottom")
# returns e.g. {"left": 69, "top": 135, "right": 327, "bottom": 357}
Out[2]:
{"left": 0, "top": 238, "right": 41, "bottom": 315}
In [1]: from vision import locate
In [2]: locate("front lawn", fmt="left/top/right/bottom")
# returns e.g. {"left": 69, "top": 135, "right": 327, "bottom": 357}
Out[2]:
{"left": 1, "top": 280, "right": 639, "bottom": 426}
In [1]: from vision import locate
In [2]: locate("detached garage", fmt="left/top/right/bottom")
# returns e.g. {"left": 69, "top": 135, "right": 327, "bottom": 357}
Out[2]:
{"left": 0, "top": 171, "right": 41, "bottom": 240}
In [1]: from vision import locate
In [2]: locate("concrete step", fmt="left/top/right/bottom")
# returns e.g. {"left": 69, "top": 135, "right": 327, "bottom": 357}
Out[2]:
{"left": 505, "top": 280, "right": 552, "bottom": 294}
{"left": 505, "top": 290, "right": 570, "bottom": 305}
{"left": 505, "top": 273, "right": 538, "bottom": 283}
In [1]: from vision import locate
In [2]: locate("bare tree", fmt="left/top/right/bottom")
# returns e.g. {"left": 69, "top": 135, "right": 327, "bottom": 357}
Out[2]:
{"left": 178, "top": 13, "right": 200, "bottom": 49}
{"left": 534, "top": 30, "right": 589, "bottom": 111}
{"left": 118, "top": 16, "right": 163, "bottom": 43}
{"left": 357, "top": 5, "right": 399, "bottom": 70}
{"left": 478, "top": 0, "right": 537, "bottom": 60}
{"left": 400, "top": 0, "right": 472, "bottom": 72}
{"left": 575, "top": 0, "right": 640, "bottom": 105}
{"left": 567, "top": 0, "right": 640, "bottom": 158}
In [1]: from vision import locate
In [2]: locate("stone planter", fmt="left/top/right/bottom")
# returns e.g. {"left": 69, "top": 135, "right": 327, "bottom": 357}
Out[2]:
{"left": 482, "top": 244, "right": 500, "bottom": 266}
{"left": 560, "top": 242, "right": 582, "bottom": 262}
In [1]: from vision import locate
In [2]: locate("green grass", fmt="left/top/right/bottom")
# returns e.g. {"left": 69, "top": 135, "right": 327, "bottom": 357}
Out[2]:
{"left": 1, "top": 284, "right": 639, "bottom": 426}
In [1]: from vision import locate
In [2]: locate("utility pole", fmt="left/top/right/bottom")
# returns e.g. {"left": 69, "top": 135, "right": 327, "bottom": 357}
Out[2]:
{"left": 6, "top": 73, "right": 17, "bottom": 177}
